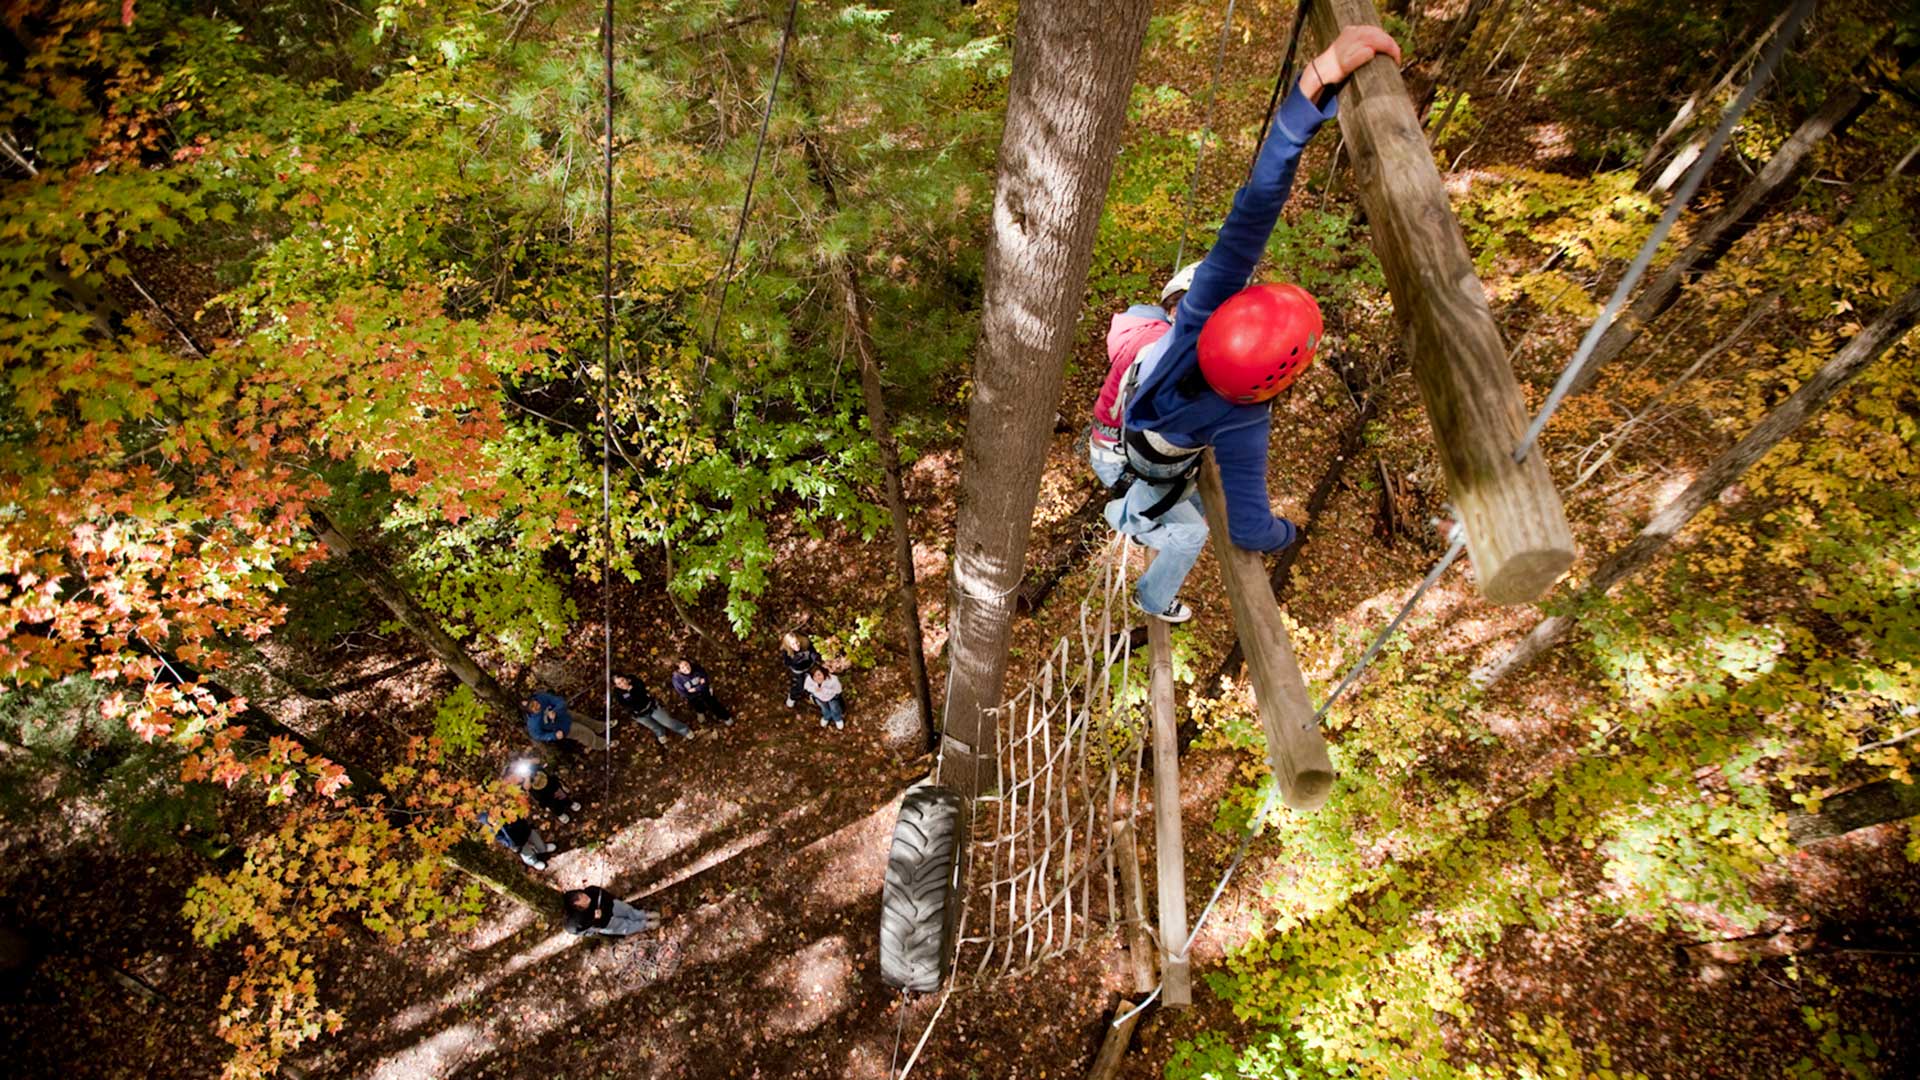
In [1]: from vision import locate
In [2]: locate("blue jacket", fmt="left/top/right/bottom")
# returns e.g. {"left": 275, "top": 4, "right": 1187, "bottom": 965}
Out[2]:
{"left": 1125, "top": 82, "right": 1338, "bottom": 551}
{"left": 523, "top": 691, "right": 572, "bottom": 742}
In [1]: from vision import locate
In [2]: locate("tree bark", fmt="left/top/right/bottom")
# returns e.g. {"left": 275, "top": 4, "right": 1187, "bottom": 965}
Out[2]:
{"left": 1787, "top": 779, "right": 1920, "bottom": 846}
{"left": 1569, "top": 34, "right": 1901, "bottom": 399}
{"left": 1307, "top": 0, "right": 1575, "bottom": 605}
{"left": 1474, "top": 286, "right": 1920, "bottom": 687}
{"left": 306, "top": 507, "right": 522, "bottom": 719}
{"left": 936, "top": 0, "right": 1152, "bottom": 796}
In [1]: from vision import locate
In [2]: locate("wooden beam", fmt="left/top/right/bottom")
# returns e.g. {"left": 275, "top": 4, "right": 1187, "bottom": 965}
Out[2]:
{"left": 1111, "top": 820, "right": 1159, "bottom": 995}
{"left": 1198, "top": 455, "right": 1335, "bottom": 812}
{"left": 1085, "top": 997, "right": 1146, "bottom": 1080}
{"left": 1147, "top": 615, "right": 1192, "bottom": 1007}
{"left": 1306, "top": 0, "right": 1575, "bottom": 605}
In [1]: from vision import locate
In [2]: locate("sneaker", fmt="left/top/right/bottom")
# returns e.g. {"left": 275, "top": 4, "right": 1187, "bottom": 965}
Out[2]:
{"left": 529, "top": 859, "right": 548, "bottom": 871}
{"left": 568, "top": 801, "right": 582, "bottom": 812}
{"left": 557, "top": 813, "right": 571, "bottom": 824}
{"left": 1135, "top": 596, "right": 1193, "bottom": 623}
{"left": 723, "top": 717, "right": 734, "bottom": 727}
{"left": 820, "top": 715, "right": 828, "bottom": 728}
{"left": 833, "top": 720, "right": 845, "bottom": 731}
{"left": 785, "top": 697, "right": 796, "bottom": 708}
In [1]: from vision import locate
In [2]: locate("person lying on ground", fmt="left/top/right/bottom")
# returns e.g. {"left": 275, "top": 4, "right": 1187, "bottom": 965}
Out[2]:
{"left": 779, "top": 632, "right": 822, "bottom": 710}
{"left": 612, "top": 672, "right": 693, "bottom": 748}
{"left": 1097, "top": 24, "right": 1402, "bottom": 625}
{"left": 803, "top": 664, "right": 845, "bottom": 731}
{"left": 561, "top": 886, "right": 660, "bottom": 937}
{"left": 670, "top": 658, "right": 734, "bottom": 727}
{"left": 521, "top": 688, "right": 608, "bottom": 752}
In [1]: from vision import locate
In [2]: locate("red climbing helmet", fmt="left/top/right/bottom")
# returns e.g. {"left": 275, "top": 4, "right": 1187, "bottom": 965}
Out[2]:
{"left": 1196, "top": 283, "right": 1323, "bottom": 404}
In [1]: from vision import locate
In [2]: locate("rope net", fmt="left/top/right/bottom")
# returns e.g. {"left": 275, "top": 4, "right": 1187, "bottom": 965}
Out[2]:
{"left": 948, "top": 535, "right": 1152, "bottom": 981}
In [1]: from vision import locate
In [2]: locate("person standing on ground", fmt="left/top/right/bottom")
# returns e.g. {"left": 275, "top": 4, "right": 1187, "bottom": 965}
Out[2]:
{"left": 515, "top": 762, "right": 582, "bottom": 824}
{"left": 561, "top": 886, "right": 660, "bottom": 937}
{"left": 486, "top": 814, "right": 556, "bottom": 870}
{"left": 612, "top": 672, "right": 693, "bottom": 747}
{"left": 778, "top": 632, "right": 822, "bottom": 709}
{"left": 671, "top": 658, "right": 734, "bottom": 727}
{"left": 521, "top": 689, "right": 608, "bottom": 752}
{"left": 803, "top": 664, "right": 846, "bottom": 731}
{"left": 1096, "top": 25, "right": 1402, "bottom": 624}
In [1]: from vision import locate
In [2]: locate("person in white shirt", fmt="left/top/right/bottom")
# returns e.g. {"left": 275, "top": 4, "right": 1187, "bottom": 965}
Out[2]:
{"left": 803, "top": 665, "right": 845, "bottom": 731}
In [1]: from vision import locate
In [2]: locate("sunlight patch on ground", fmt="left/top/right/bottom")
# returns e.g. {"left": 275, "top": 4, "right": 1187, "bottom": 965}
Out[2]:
{"left": 376, "top": 929, "right": 581, "bottom": 1048}
{"left": 371, "top": 1022, "right": 481, "bottom": 1080}
{"left": 796, "top": 800, "right": 897, "bottom": 908}
{"left": 758, "top": 935, "right": 854, "bottom": 1035}
{"left": 462, "top": 902, "right": 536, "bottom": 953}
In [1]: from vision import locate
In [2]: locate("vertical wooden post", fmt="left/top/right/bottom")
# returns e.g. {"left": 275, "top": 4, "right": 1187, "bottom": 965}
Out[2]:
{"left": 1147, "top": 614, "right": 1192, "bottom": 1007}
{"left": 1306, "top": 0, "right": 1575, "bottom": 604}
{"left": 1197, "top": 456, "right": 1336, "bottom": 812}
{"left": 1111, "top": 820, "right": 1159, "bottom": 995}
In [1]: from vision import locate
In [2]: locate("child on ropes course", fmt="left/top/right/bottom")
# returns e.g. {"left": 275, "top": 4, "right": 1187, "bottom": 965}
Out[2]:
{"left": 1091, "top": 24, "right": 1401, "bottom": 624}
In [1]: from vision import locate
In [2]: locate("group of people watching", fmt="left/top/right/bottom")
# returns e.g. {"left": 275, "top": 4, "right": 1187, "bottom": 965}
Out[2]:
{"left": 490, "top": 634, "right": 853, "bottom": 937}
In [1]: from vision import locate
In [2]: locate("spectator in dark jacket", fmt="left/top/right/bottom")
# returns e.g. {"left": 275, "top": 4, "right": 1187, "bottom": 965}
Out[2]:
{"left": 779, "top": 632, "right": 822, "bottom": 709}
{"left": 612, "top": 673, "right": 693, "bottom": 745}
{"left": 515, "top": 763, "right": 582, "bottom": 824}
{"left": 562, "top": 886, "right": 659, "bottom": 937}
{"left": 521, "top": 689, "right": 608, "bottom": 751}
{"left": 484, "top": 814, "right": 555, "bottom": 870}
{"left": 670, "top": 658, "right": 733, "bottom": 727}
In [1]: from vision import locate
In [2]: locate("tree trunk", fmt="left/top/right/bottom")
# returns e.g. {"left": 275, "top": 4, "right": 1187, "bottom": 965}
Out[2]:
{"left": 936, "top": 0, "right": 1152, "bottom": 796}
{"left": 1307, "top": 0, "right": 1574, "bottom": 605}
{"left": 834, "top": 265, "right": 938, "bottom": 751}
{"left": 306, "top": 507, "right": 522, "bottom": 720}
{"left": 788, "top": 82, "right": 938, "bottom": 751}
{"left": 1568, "top": 34, "right": 1901, "bottom": 398}
{"left": 1638, "top": 6, "right": 1795, "bottom": 186}
{"left": 1474, "top": 286, "right": 1920, "bottom": 687}
{"left": 1787, "top": 779, "right": 1920, "bottom": 846}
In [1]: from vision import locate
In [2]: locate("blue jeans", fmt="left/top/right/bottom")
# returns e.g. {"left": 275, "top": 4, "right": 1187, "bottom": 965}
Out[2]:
{"left": 1090, "top": 444, "right": 1210, "bottom": 614}
{"left": 819, "top": 695, "right": 845, "bottom": 727}
{"left": 632, "top": 703, "right": 691, "bottom": 741}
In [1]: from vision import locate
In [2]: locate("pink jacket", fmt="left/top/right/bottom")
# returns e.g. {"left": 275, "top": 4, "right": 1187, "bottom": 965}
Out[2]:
{"left": 1090, "top": 307, "right": 1173, "bottom": 449}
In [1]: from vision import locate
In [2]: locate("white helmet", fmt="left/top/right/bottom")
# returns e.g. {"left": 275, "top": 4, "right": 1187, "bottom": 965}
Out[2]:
{"left": 1159, "top": 260, "right": 1201, "bottom": 304}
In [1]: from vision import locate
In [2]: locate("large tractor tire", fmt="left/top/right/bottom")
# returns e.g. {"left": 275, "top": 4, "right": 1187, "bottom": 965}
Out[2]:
{"left": 879, "top": 783, "right": 968, "bottom": 992}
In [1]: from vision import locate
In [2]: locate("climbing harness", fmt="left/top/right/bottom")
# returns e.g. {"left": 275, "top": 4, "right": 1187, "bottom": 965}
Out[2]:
{"left": 1513, "top": 0, "right": 1812, "bottom": 462}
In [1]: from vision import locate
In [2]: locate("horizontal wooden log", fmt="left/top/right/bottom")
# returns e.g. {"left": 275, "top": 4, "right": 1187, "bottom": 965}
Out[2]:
{"left": 1198, "top": 455, "right": 1335, "bottom": 812}
{"left": 1308, "top": 0, "right": 1575, "bottom": 604}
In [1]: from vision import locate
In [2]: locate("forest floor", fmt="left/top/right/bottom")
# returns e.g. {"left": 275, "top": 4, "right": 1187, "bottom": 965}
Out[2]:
{"left": 5, "top": 5, "right": 1919, "bottom": 1080}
